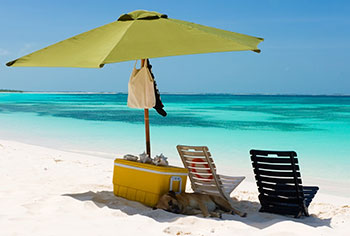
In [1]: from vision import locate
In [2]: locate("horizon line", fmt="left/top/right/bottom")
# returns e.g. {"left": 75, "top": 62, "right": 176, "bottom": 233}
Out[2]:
{"left": 1, "top": 90, "right": 350, "bottom": 97}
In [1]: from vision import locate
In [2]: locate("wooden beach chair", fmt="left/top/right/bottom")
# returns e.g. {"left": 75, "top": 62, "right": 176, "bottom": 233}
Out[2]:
{"left": 250, "top": 149, "right": 319, "bottom": 218}
{"left": 177, "top": 145, "right": 245, "bottom": 214}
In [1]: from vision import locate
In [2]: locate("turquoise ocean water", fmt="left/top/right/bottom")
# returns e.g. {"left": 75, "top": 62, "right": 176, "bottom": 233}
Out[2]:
{"left": 1, "top": 93, "right": 350, "bottom": 196}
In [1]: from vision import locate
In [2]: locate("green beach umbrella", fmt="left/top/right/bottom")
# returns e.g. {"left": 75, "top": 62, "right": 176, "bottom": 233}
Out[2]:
{"left": 6, "top": 10, "right": 263, "bottom": 156}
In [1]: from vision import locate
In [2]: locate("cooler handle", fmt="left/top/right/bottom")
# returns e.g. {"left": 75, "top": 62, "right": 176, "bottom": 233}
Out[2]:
{"left": 169, "top": 176, "right": 182, "bottom": 194}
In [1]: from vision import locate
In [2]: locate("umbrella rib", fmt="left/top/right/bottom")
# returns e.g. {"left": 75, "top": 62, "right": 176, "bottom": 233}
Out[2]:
{"left": 98, "top": 21, "right": 136, "bottom": 67}
{"left": 167, "top": 18, "right": 263, "bottom": 53}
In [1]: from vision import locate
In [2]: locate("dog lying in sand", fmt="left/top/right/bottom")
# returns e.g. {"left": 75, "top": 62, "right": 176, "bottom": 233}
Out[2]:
{"left": 155, "top": 191, "right": 246, "bottom": 218}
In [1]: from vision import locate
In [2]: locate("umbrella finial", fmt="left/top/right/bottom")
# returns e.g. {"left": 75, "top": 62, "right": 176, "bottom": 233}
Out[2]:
{"left": 118, "top": 10, "right": 167, "bottom": 21}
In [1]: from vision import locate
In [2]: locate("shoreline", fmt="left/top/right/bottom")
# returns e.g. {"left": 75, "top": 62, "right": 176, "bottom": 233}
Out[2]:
{"left": 1, "top": 91, "right": 350, "bottom": 96}
{"left": 1, "top": 139, "right": 349, "bottom": 235}
{"left": 0, "top": 139, "right": 350, "bottom": 204}
{"left": 2, "top": 136, "right": 350, "bottom": 198}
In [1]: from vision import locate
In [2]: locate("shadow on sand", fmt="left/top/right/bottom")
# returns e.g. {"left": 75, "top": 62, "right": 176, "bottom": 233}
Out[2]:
{"left": 63, "top": 190, "right": 331, "bottom": 229}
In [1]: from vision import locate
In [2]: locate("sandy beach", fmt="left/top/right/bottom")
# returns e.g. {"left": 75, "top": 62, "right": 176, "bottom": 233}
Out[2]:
{"left": 2, "top": 0, "right": 350, "bottom": 235}
{"left": 1, "top": 139, "right": 349, "bottom": 236}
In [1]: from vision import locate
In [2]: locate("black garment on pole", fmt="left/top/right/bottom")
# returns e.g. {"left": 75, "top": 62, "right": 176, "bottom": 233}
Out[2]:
{"left": 147, "top": 59, "right": 167, "bottom": 117}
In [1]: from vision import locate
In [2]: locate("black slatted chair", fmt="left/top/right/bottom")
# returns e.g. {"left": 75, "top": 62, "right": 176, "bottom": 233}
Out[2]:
{"left": 250, "top": 149, "right": 319, "bottom": 218}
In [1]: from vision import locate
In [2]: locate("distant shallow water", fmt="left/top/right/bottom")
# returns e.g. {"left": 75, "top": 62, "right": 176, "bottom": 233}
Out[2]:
{"left": 1, "top": 93, "right": 350, "bottom": 196}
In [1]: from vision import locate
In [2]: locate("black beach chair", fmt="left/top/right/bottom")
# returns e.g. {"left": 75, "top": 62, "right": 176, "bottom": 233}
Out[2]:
{"left": 250, "top": 149, "right": 319, "bottom": 218}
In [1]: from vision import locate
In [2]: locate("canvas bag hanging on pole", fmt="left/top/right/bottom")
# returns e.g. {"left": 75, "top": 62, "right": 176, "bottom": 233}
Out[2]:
{"left": 128, "top": 60, "right": 156, "bottom": 108}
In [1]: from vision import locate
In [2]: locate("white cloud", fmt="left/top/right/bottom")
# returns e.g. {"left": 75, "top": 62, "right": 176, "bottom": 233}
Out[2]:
{"left": 18, "top": 43, "right": 37, "bottom": 56}
{"left": 0, "top": 48, "right": 10, "bottom": 56}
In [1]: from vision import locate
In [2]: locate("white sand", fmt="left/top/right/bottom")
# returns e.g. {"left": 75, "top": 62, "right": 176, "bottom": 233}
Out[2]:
{"left": 0, "top": 139, "right": 349, "bottom": 236}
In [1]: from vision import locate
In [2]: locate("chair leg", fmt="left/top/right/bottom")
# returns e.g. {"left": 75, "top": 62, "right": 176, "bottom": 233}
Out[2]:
{"left": 226, "top": 197, "right": 247, "bottom": 217}
{"left": 303, "top": 206, "right": 309, "bottom": 217}
{"left": 259, "top": 206, "right": 266, "bottom": 213}
{"left": 294, "top": 210, "right": 302, "bottom": 218}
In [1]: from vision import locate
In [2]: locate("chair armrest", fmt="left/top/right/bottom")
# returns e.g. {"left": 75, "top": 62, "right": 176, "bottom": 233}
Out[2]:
{"left": 218, "top": 174, "right": 245, "bottom": 181}
{"left": 303, "top": 186, "right": 319, "bottom": 191}
{"left": 303, "top": 186, "right": 319, "bottom": 207}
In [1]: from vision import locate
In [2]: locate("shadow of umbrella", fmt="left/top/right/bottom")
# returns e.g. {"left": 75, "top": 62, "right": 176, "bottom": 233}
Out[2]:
{"left": 63, "top": 191, "right": 184, "bottom": 223}
{"left": 63, "top": 191, "right": 331, "bottom": 228}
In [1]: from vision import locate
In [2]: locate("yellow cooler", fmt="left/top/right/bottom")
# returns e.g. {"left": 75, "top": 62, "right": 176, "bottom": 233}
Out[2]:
{"left": 113, "top": 159, "right": 188, "bottom": 207}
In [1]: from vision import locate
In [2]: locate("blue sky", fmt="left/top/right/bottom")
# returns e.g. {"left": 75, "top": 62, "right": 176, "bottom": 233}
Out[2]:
{"left": 1, "top": 0, "right": 349, "bottom": 94}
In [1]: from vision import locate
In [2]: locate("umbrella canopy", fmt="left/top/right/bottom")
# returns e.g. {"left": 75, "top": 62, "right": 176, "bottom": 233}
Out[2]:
{"left": 6, "top": 10, "right": 263, "bottom": 68}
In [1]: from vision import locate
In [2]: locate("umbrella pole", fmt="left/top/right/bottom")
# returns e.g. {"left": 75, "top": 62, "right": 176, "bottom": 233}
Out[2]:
{"left": 141, "top": 59, "right": 151, "bottom": 157}
{"left": 144, "top": 108, "right": 151, "bottom": 157}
